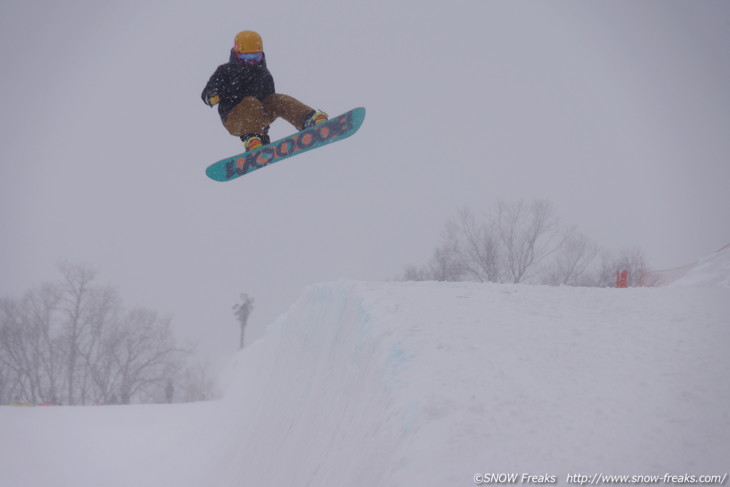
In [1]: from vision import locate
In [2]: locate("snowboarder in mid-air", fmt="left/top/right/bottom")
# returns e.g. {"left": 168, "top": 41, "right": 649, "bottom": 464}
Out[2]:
{"left": 201, "top": 30, "right": 329, "bottom": 152}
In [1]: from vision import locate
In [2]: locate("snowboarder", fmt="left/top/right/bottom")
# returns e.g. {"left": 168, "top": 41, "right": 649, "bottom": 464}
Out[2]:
{"left": 201, "top": 30, "right": 328, "bottom": 152}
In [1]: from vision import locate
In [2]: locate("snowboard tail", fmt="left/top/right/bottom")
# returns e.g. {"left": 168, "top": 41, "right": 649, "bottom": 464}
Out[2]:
{"left": 206, "top": 107, "right": 365, "bottom": 182}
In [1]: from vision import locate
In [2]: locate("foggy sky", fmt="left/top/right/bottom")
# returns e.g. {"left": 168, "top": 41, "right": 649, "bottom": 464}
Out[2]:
{"left": 1, "top": 0, "right": 729, "bottom": 365}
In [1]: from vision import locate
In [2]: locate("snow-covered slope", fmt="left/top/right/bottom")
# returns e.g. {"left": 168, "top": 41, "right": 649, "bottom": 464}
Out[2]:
{"left": 669, "top": 244, "right": 730, "bottom": 288}
{"left": 645, "top": 244, "right": 730, "bottom": 288}
{"left": 2, "top": 282, "right": 729, "bottom": 486}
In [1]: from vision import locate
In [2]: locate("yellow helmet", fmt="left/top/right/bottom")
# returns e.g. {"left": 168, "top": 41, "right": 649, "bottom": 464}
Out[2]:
{"left": 234, "top": 31, "right": 263, "bottom": 54}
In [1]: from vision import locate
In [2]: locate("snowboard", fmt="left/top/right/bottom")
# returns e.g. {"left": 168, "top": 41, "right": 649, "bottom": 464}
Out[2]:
{"left": 205, "top": 107, "right": 366, "bottom": 182}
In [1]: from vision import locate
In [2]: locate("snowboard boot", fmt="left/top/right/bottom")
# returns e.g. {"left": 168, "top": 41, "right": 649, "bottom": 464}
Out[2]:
{"left": 241, "top": 133, "right": 270, "bottom": 152}
{"left": 304, "top": 110, "right": 328, "bottom": 128}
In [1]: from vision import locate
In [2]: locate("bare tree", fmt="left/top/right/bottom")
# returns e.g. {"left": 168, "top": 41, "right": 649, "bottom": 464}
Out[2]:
{"left": 233, "top": 293, "right": 255, "bottom": 349}
{"left": 593, "top": 247, "right": 649, "bottom": 287}
{"left": 176, "top": 360, "right": 217, "bottom": 402}
{"left": 544, "top": 233, "right": 600, "bottom": 286}
{"left": 109, "top": 308, "right": 188, "bottom": 404}
{"left": 401, "top": 238, "right": 465, "bottom": 282}
{"left": 0, "top": 264, "right": 195, "bottom": 405}
{"left": 0, "top": 297, "right": 31, "bottom": 403}
{"left": 0, "top": 363, "right": 7, "bottom": 405}
{"left": 399, "top": 200, "right": 647, "bottom": 288}
{"left": 58, "top": 263, "right": 95, "bottom": 405}
{"left": 0, "top": 284, "right": 63, "bottom": 404}
{"left": 411, "top": 201, "right": 571, "bottom": 284}
{"left": 495, "top": 200, "right": 571, "bottom": 283}
{"left": 447, "top": 208, "right": 502, "bottom": 282}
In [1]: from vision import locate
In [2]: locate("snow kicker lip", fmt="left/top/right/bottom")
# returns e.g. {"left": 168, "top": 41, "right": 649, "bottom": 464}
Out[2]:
{"left": 205, "top": 107, "right": 366, "bottom": 182}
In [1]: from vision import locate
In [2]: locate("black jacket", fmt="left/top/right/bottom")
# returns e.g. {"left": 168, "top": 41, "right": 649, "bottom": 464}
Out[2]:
{"left": 202, "top": 50, "right": 276, "bottom": 122}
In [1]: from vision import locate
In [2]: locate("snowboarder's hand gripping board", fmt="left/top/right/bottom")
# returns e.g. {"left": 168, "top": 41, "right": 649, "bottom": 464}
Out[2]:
{"left": 205, "top": 107, "right": 366, "bottom": 182}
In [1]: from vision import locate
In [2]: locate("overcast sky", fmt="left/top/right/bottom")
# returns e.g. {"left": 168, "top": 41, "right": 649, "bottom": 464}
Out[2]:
{"left": 2, "top": 0, "right": 729, "bottom": 365}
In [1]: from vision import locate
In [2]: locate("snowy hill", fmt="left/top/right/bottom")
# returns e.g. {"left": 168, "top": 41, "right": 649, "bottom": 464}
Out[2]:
{"left": 644, "top": 244, "right": 730, "bottom": 288}
{"left": 2, "top": 282, "right": 729, "bottom": 486}
{"left": 669, "top": 244, "right": 730, "bottom": 288}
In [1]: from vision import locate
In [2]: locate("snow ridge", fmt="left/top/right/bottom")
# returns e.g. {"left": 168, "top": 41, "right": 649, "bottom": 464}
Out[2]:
{"left": 669, "top": 244, "right": 730, "bottom": 288}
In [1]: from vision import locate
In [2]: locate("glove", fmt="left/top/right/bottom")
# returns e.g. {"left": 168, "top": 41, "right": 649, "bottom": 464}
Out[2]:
{"left": 205, "top": 94, "right": 220, "bottom": 107}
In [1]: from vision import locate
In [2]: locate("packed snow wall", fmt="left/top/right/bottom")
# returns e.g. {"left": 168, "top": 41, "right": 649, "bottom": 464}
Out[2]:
{"left": 196, "top": 281, "right": 730, "bottom": 486}
{"left": 202, "top": 282, "right": 410, "bottom": 486}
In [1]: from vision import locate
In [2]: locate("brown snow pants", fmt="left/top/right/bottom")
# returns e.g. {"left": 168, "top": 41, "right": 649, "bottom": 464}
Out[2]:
{"left": 223, "top": 94, "right": 315, "bottom": 137}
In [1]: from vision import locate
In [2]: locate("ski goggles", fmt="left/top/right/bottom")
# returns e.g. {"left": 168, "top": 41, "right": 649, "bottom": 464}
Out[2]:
{"left": 237, "top": 52, "right": 263, "bottom": 64}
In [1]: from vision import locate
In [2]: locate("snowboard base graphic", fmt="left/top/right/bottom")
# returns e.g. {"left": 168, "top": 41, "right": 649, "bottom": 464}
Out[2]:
{"left": 205, "top": 107, "right": 366, "bottom": 182}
